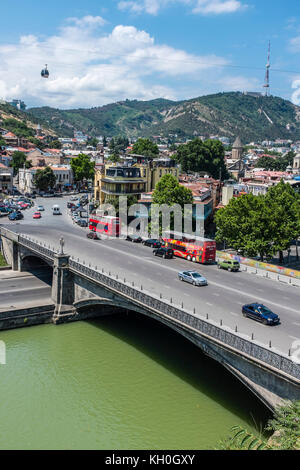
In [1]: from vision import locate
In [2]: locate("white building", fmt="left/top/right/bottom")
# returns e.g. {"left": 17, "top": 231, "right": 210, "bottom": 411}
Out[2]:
{"left": 18, "top": 165, "right": 73, "bottom": 193}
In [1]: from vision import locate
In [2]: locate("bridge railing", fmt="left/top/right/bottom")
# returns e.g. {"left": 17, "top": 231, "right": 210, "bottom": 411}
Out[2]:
{"left": 69, "top": 260, "right": 300, "bottom": 381}
{"left": 2, "top": 229, "right": 299, "bottom": 381}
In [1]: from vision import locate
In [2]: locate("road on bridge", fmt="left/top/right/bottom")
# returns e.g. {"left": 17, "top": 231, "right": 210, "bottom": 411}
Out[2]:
{"left": 2, "top": 196, "right": 300, "bottom": 355}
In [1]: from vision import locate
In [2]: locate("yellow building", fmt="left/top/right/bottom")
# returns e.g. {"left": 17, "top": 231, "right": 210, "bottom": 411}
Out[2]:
{"left": 94, "top": 160, "right": 179, "bottom": 204}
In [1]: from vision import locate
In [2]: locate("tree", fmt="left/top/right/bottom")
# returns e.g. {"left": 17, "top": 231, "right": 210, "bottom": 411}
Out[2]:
{"left": 131, "top": 138, "right": 159, "bottom": 158}
{"left": 70, "top": 153, "right": 95, "bottom": 189}
{"left": 50, "top": 140, "right": 62, "bottom": 149}
{"left": 0, "top": 136, "right": 6, "bottom": 147}
{"left": 264, "top": 180, "right": 300, "bottom": 263}
{"left": 28, "top": 137, "right": 46, "bottom": 150}
{"left": 215, "top": 181, "right": 300, "bottom": 261}
{"left": 102, "top": 136, "right": 107, "bottom": 147}
{"left": 153, "top": 174, "right": 193, "bottom": 207}
{"left": 10, "top": 151, "right": 32, "bottom": 176}
{"left": 86, "top": 137, "right": 98, "bottom": 148}
{"left": 33, "top": 167, "right": 56, "bottom": 191}
{"left": 215, "top": 193, "right": 274, "bottom": 260}
{"left": 175, "top": 138, "right": 229, "bottom": 180}
{"left": 108, "top": 153, "right": 121, "bottom": 163}
{"left": 109, "top": 136, "right": 128, "bottom": 154}
{"left": 255, "top": 151, "right": 296, "bottom": 172}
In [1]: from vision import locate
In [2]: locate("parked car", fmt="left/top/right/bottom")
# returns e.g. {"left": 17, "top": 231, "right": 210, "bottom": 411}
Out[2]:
{"left": 143, "top": 239, "right": 161, "bottom": 248}
{"left": 67, "top": 202, "right": 76, "bottom": 209}
{"left": 70, "top": 196, "right": 78, "bottom": 201}
{"left": 77, "top": 219, "right": 88, "bottom": 227}
{"left": 86, "top": 231, "right": 100, "bottom": 240}
{"left": 242, "top": 303, "right": 280, "bottom": 325}
{"left": 218, "top": 259, "right": 240, "bottom": 272}
{"left": 8, "top": 211, "right": 24, "bottom": 221}
{"left": 37, "top": 205, "right": 45, "bottom": 211}
{"left": 178, "top": 270, "right": 208, "bottom": 286}
{"left": 153, "top": 247, "right": 174, "bottom": 259}
{"left": 126, "top": 234, "right": 143, "bottom": 243}
{"left": 33, "top": 211, "right": 42, "bottom": 219}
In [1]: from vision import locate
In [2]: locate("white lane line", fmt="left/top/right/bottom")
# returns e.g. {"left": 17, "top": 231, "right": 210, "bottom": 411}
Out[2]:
{"left": 213, "top": 293, "right": 220, "bottom": 297}
{"left": 230, "top": 312, "right": 239, "bottom": 317}
{"left": 289, "top": 335, "right": 300, "bottom": 340}
{"left": 292, "top": 322, "right": 300, "bottom": 327}
{"left": 206, "top": 302, "right": 213, "bottom": 306}
{"left": 20, "top": 226, "right": 300, "bottom": 315}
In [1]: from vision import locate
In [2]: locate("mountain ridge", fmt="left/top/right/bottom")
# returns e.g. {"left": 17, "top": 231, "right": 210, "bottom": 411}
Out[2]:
{"left": 27, "top": 92, "right": 300, "bottom": 143}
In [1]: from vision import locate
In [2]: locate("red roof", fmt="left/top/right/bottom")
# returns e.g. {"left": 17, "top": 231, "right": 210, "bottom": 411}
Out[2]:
{"left": 3, "top": 132, "right": 17, "bottom": 138}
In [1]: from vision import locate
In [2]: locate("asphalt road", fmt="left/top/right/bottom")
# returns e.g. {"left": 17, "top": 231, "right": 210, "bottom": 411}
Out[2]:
{"left": 1, "top": 196, "right": 300, "bottom": 354}
{"left": 0, "top": 271, "right": 52, "bottom": 311}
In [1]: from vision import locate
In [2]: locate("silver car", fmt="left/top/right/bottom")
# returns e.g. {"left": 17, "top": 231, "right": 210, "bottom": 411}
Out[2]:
{"left": 178, "top": 270, "right": 208, "bottom": 286}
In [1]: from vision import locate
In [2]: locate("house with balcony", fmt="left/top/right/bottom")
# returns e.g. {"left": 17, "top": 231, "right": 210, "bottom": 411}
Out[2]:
{"left": 0, "top": 163, "right": 13, "bottom": 193}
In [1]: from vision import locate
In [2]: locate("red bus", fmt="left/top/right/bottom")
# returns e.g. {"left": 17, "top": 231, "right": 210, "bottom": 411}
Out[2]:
{"left": 163, "top": 232, "right": 216, "bottom": 264}
{"left": 89, "top": 215, "right": 120, "bottom": 237}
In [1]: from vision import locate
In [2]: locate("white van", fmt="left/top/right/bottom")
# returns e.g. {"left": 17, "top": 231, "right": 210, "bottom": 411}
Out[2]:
{"left": 52, "top": 205, "right": 61, "bottom": 215}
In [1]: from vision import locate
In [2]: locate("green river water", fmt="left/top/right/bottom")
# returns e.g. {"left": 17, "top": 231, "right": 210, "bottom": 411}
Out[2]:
{"left": 0, "top": 313, "right": 271, "bottom": 450}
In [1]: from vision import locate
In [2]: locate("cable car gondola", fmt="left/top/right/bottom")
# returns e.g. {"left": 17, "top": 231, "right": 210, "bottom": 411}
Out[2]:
{"left": 41, "top": 64, "right": 49, "bottom": 79}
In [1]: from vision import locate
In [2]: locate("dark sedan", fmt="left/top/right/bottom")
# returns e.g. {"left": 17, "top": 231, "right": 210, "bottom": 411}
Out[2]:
{"left": 77, "top": 219, "right": 88, "bottom": 227}
{"left": 8, "top": 211, "right": 24, "bottom": 221}
{"left": 242, "top": 303, "right": 280, "bottom": 325}
{"left": 143, "top": 239, "right": 161, "bottom": 248}
{"left": 87, "top": 231, "right": 101, "bottom": 240}
{"left": 126, "top": 234, "right": 143, "bottom": 243}
{"left": 153, "top": 247, "right": 174, "bottom": 259}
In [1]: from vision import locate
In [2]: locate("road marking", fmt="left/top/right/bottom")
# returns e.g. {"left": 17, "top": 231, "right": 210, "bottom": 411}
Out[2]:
{"left": 289, "top": 335, "right": 300, "bottom": 341}
{"left": 213, "top": 293, "right": 220, "bottom": 297}
{"left": 230, "top": 312, "right": 239, "bottom": 317}
{"left": 14, "top": 224, "right": 300, "bottom": 316}
{"left": 292, "top": 322, "right": 300, "bottom": 327}
{"left": 206, "top": 302, "right": 213, "bottom": 306}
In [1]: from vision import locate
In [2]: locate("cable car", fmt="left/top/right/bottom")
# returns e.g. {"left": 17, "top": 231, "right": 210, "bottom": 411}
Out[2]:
{"left": 41, "top": 64, "right": 49, "bottom": 79}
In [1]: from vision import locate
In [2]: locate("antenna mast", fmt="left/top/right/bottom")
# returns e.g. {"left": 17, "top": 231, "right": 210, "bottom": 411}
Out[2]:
{"left": 263, "top": 41, "right": 271, "bottom": 97}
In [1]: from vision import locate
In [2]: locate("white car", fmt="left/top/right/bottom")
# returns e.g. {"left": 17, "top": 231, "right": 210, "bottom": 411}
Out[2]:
{"left": 37, "top": 205, "right": 45, "bottom": 211}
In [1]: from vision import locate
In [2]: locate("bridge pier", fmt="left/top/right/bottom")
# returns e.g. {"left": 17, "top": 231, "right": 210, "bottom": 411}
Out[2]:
{"left": 51, "top": 253, "right": 76, "bottom": 323}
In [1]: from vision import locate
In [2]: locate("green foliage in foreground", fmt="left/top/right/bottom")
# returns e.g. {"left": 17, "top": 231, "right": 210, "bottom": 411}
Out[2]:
{"left": 0, "top": 253, "right": 8, "bottom": 267}
{"left": 218, "top": 401, "right": 300, "bottom": 450}
{"left": 215, "top": 180, "right": 300, "bottom": 260}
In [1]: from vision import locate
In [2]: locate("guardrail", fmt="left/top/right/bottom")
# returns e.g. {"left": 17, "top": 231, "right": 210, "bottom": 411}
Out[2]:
{"left": 69, "top": 260, "right": 300, "bottom": 381}
{"left": 2, "top": 228, "right": 300, "bottom": 381}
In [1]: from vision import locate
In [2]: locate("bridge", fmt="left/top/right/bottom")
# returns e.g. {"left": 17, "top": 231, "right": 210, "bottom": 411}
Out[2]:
{"left": 1, "top": 225, "right": 300, "bottom": 411}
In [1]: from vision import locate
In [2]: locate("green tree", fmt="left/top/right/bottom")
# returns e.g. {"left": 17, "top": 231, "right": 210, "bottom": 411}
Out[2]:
{"left": 131, "top": 138, "right": 159, "bottom": 158}
{"left": 266, "top": 400, "right": 300, "bottom": 450}
{"left": 10, "top": 151, "right": 32, "bottom": 176}
{"left": 50, "top": 140, "right": 62, "bottom": 149}
{"left": 255, "top": 151, "right": 296, "bottom": 172}
{"left": 70, "top": 153, "right": 95, "bottom": 189}
{"left": 108, "top": 153, "right": 121, "bottom": 163}
{"left": 28, "top": 137, "right": 46, "bottom": 150}
{"left": 102, "top": 136, "right": 107, "bottom": 147}
{"left": 153, "top": 174, "right": 193, "bottom": 207}
{"left": 175, "top": 138, "right": 229, "bottom": 180}
{"left": 86, "top": 137, "right": 98, "bottom": 148}
{"left": 33, "top": 167, "right": 56, "bottom": 191}
{"left": 0, "top": 136, "right": 6, "bottom": 147}
{"left": 264, "top": 180, "right": 300, "bottom": 263}
{"left": 215, "top": 181, "right": 300, "bottom": 261}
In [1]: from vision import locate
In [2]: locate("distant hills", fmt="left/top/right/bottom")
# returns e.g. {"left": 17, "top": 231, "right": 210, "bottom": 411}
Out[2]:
{"left": 0, "top": 101, "right": 56, "bottom": 137}
{"left": 23, "top": 92, "right": 300, "bottom": 142}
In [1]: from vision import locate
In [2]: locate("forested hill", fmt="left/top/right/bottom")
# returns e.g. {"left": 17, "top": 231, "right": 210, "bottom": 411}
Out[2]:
{"left": 0, "top": 101, "right": 56, "bottom": 136}
{"left": 27, "top": 92, "right": 300, "bottom": 142}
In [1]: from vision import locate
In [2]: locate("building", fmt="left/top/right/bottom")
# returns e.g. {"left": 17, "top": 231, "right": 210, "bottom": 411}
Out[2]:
{"left": 26, "top": 148, "right": 64, "bottom": 167}
{"left": 231, "top": 136, "right": 243, "bottom": 161}
{"left": 18, "top": 165, "right": 73, "bottom": 193}
{"left": 293, "top": 153, "right": 300, "bottom": 174}
{"left": 0, "top": 163, "right": 13, "bottom": 193}
{"left": 94, "top": 158, "right": 179, "bottom": 204}
{"left": 8, "top": 100, "right": 26, "bottom": 111}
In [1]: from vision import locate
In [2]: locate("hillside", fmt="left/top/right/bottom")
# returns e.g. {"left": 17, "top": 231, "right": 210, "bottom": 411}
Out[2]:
{"left": 27, "top": 92, "right": 300, "bottom": 142}
{"left": 0, "top": 101, "right": 57, "bottom": 137}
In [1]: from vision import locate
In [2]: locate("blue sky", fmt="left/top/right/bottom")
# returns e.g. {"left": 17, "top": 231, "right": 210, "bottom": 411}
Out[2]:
{"left": 0, "top": 0, "right": 300, "bottom": 108}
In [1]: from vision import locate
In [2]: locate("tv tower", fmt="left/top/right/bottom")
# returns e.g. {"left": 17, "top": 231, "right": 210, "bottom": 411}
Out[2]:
{"left": 263, "top": 41, "right": 271, "bottom": 96}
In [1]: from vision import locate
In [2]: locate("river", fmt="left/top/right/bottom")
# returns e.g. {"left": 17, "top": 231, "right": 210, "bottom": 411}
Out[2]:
{"left": 0, "top": 312, "right": 271, "bottom": 449}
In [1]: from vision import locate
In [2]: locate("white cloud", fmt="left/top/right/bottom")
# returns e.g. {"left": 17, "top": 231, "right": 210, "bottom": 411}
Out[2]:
{"left": 219, "top": 75, "right": 260, "bottom": 91}
{"left": 0, "top": 16, "right": 234, "bottom": 108}
{"left": 291, "top": 78, "right": 300, "bottom": 105}
{"left": 118, "top": 0, "right": 246, "bottom": 15}
{"left": 290, "top": 34, "right": 300, "bottom": 53}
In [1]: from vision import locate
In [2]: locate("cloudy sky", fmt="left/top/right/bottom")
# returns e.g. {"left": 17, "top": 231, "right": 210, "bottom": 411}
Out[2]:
{"left": 0, "top": 0, "right": 300, "bottom": 108}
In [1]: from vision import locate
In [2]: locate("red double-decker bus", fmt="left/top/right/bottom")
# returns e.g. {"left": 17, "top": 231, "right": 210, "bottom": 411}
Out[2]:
{"left": 163, "top": 232, "right": 216, "bottom": 264}
{"left": 89, "top": 215, "right": 120, "bottom": 237}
